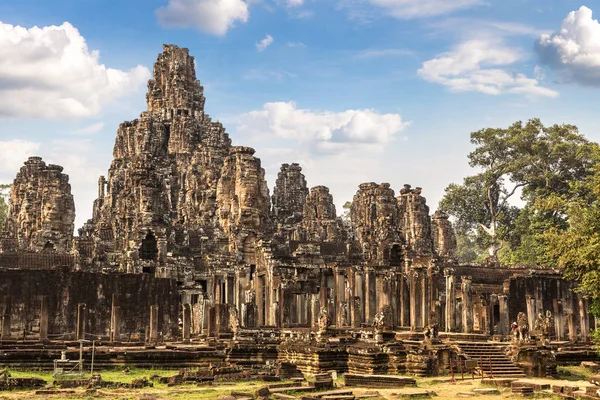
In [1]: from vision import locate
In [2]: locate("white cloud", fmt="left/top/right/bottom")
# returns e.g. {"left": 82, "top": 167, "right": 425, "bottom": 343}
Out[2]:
{"left": 338, "top": 0, "right": 482, "bottom": 21}
{"left": 72, "top": 122, "right": 105, "bottom": 135}
{"left": 0, "top": 140, "right": 41, "bottom": 182}
{"left": 156, "top": 0, "right": 249, "bottom": 36}
{"left": 286, "top": 41, "right": 306, "bottom": 48}
{"left": 286, "top": 0, "right": 303, "bottom": 6}
{"left": 355, "top": 48, "right": 415, "bottom": 59}
{"left": 256, "top": 34, "right": 274, "bottom": 52}
{"left": 237, "top": 101, "right": 408, "bottom": 150}
{"left": 0, "top": 22, "right": 149, "bottom": 119}
{"left": 234, "top": 102, "right": 410, "bottom": 213}
{"left": 418, "top": 40, "right": 558, "bottom": 98}
{"left": 536, "top": 6, "right": 600, "bottom": 86}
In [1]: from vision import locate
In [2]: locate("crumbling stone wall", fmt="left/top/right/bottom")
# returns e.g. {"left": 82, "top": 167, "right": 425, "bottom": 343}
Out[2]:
{"left": 0, "top": 269, "right": 179, "bottom": 339}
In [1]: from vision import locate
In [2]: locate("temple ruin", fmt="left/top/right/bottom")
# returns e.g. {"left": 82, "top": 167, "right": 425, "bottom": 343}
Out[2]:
{"left": 0, "top": 44, "right": 596, "bottom": 378}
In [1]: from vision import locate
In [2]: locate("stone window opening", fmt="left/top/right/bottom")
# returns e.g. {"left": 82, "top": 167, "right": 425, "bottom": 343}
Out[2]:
{"left": 43, "top": 241, "right": 55, "bottom": 251}
{"left": 390, "top": 244, "right": 402, "bottom": 266}
{"left": 140, "top": 231, "right": 158, "bottom": 261}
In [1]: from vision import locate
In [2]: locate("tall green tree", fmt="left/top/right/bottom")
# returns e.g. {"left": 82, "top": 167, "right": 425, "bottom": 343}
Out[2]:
{"left": 0, "top": 184, "right": 10, "bottom": 228}
{"left": 440, "top": 119, "right": 599, "bottom": 264}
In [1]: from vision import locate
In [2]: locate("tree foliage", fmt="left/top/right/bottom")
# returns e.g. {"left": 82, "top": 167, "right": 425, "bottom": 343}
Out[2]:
{"left": 439, "top": 118, "right": 599, "bottom": 265}
{"left": 0, "top": 184, "right": 9, "bottom": 228}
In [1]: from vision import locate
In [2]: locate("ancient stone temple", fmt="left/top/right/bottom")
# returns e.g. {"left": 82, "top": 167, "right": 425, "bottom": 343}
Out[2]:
{"left": 0, "top": 44, "right": 595, "bottom": 379}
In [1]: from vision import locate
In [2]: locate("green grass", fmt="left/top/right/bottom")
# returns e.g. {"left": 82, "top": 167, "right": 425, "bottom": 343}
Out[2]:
{"left": 557, "top": 365, "right": 595, "bottom": 381}
{"left": 0, "top": 368, "right": 275, "bottom": 399}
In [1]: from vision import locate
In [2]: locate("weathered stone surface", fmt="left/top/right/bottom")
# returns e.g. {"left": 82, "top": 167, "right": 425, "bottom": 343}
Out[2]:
{"left": 301, "top": 186, "right": 343, "bottom": 242}
{"left": 216, "top": 146, "right": 272, "bottom": 264}
{"left": 272, "top": 163, "right": 308, "bottom": 226}
{"left": 3, "top": 157, "right": 75, "bottom": 252}
{"left": 351, "top": 182, "right": 403, "bottom": 265}
{"left": 397, "top": 185, "right": 433, "bottom": 255}
{"left": 431, "top": 210, "right": 457, "bottom": 261}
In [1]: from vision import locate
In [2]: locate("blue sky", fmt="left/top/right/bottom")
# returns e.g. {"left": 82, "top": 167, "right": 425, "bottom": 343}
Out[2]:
{"left": 1, "top": 0, "right": 599, "bottom": 229}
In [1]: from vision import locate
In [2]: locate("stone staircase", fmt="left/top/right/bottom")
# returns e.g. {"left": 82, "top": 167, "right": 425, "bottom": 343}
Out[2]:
{"left": 456, "top": 342, "right": 525, "bottom": 378}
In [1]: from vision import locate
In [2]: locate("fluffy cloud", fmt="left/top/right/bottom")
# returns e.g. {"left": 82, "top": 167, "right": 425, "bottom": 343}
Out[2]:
{"left": 418, "top": 40, "right": 558, "bottom": 98}
{"left": 536, "top": 6, "right": 600, "bottom": 86}
{"left": 156, "top": 0, "right": 249, "bottom": 36}
{"left": 286, "top": 0, "right": 304, "bottom": 7}
{"left": 235, "top": 102, "right": 409, "bottom": 211}
{"left": 0, "top": 140, "right": 41, "bottom": 181}
{"left": 339, "top": 0, "right": 482, "bottom": 21}
{"left": 237, "top": 101, "right": 408, "bottom": 151}
{"left": 0, "top": 22, "right": 149, "bottom": 119}
{"left": 256, "top": 35, "right": 274, "bottom": 52}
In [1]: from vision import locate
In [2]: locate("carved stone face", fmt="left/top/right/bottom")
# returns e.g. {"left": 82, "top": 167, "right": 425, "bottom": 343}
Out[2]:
{"left": 42, "top": 195, "right": 62, "bottom": 229}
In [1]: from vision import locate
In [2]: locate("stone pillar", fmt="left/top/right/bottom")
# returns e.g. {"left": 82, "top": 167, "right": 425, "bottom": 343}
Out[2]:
{"left": 422, "top": 272, "right": 429, "bottom": 328}
{"left": 76, "top": 303, "right": 86, "bottom": 341}
{"left": 461, "top": 276, "right": 473, "bottom": 333}
{"left": 365, "top": 269, "right": 376, "bottom": 324}
{"left": 578, "top": 295, "right": 589, "bottom": 342}
{"left": 182, "top": 303, "right": 191, "bottom": 342}
{"left": 39, "top": 296, "right": 49, "bottom": 341}
{"left": 110, "top": 294, "right": 120, "bottom": 342}
{"left": 256, "top": 276, "right": 264, "bottom": 326}
{"left": 225, "top": 275, "right": 235, "bottom": 305}
{"left": 553, "top": 299, "right": 564, "bottom": 340}
{"left": 1, "top": 296, "right": 11, "bottom": 339}
{"left": 568, "top": 311, "right": 576, "bottom": 342}
{"left": 526, "top": 296, "right": 536, "bottom": 330}
{"left": 444, "top": 269, "right": 455, "bottom": 332}
{"left": 149, "top": 305, "right": 159, "bottom": 343}
{"left": 400, "top": 274, "right": 409, "bottom": 327}
{"left": 355, "top": 270, "right": 365, "bottom": 326}
{"left": 310, "top": 293, "right": 320, "bottom": 328}
{"left": 409, "top": 268, "right": 423, "bottom": 331}
{"left": 498, "top": 295, "right": 509, "bottom": 336}
{"left": 335, "top": 268, "right": 346, "bottom": 327}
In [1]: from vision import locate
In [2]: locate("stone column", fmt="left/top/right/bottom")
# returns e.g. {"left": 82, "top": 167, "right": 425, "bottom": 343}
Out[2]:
{"left": 553, "top": 299, "right": 564, "bottom": 340}
{"left": 578, "top": 295, "right": 589, "bottom": 342}
{"left": 422, "top": 271, "right": 429, "bottom": 328}
{"left": 526, "top": 296, "right": 536, "bottom": 330}
{"left": 444, "top": 269, "right": 455, "bottom": 332}
{"left": 110, "top": 294, "right": 120, "bottom": 342}
{"left": 409, "top": 268, "right": 423, "bottom": 331}
{"left": 76, "top": 303, "right": 86, "bottom": 340}
{"left": 568, "top": 311, "right": 576, "bottom": 342}
{"left": 355, "top": 270, "right": 365, "bottom": 326}
{"left": 1, "top": 296, "right": 11, "bottom": 339}
{"left": 461, "top": 276, "right": 473, "bottom": 333}
{"left": 365, "top": 269, "right": 376, "bottom": 324}
{"left": 256, "top": 276, "right": 264, "bottom": 326}
{"left": 498, "top": 295, "right": 509, "bottom": 336}
{"left": 400, "top": 274, "right": 409, "bottom": 327}
{"left": 310, "top": 293, "right": 320, "bottom": 328}
{"left": 225, "top": 275, "right": 235, "bottom": 305}
{"left": 149, "top": 305, "right": 159, "bottom": 343}
{"left": 376, "top": 274, "right": 385, "bottom": 312}
{"left": 335, "top": 268, "right": 346, "bottom": 327}
{"left": 182, "top": 303, "right": 191, "bottom": 342}
{"left": 39, "top": 296, "right": 49, "bottom": 341}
